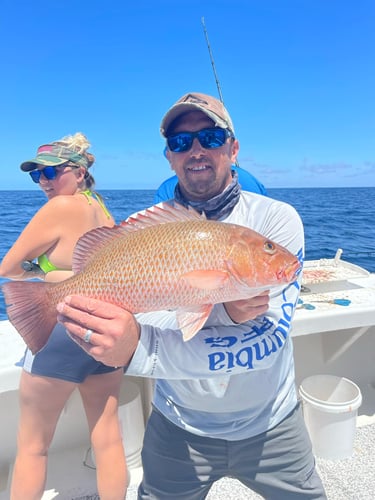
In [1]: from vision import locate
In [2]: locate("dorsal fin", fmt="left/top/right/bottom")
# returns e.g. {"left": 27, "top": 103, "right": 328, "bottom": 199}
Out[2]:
{"left": 124, "top": 201, "right": 205, "bottom": 229}
{"left": 72, "top": 225, "right": 129, "bottom": 274}
{"left": 72, "top": 202, "right": 205, "bottom": 273}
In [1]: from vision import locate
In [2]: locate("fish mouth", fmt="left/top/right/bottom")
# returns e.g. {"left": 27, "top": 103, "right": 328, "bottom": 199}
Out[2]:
{"left": 277, "top": 261, "right": 302, "bottom": 282}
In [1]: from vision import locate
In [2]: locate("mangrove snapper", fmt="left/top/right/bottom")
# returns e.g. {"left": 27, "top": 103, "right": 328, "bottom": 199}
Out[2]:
{"left": 2, "top": 202, "right": 301, "bottom": 354}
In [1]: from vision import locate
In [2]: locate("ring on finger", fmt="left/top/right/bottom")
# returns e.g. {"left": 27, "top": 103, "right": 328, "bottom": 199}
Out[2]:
{"left": 83, "top": 328, "right": 94, "bottom": 343}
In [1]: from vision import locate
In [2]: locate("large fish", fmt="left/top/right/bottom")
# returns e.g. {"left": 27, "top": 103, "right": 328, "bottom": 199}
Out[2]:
{"left": 2, "top": 202, "right": 301, "bottom": 354}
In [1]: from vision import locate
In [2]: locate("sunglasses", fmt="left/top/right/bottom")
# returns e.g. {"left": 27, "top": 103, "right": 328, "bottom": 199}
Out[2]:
{"left": 29, "top": 165, "right": 77, "bottom": 184}
{"left": 167, "top": 127, "right": 233, "bottom": 153}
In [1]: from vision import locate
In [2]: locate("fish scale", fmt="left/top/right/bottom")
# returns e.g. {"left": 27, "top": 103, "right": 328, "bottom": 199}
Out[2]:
{"left": 78, "top": 221, "right": 233, "bottom": 307}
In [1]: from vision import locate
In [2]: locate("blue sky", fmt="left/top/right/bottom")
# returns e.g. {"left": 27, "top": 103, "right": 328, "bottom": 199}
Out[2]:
{"left": 1, "top": 0, "right": 374, "bottom": 190}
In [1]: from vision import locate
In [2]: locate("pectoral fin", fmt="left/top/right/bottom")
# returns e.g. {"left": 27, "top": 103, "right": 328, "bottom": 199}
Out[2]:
{"left": 181, "top": 270, "right": 230, "bottom": 290}
{"left": 176, "top": 304, "right": 214, "bottom": 341}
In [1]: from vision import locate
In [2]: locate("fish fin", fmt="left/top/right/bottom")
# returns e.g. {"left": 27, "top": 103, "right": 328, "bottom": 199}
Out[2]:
{"left": 124, "top": 201, "right": 205, "bottom": 229}
{"left": 181, "top": 270, "right": 230, "bottom": 290}
{"left": 2, "top": 281, "right": 57, "bottom": 354}
{"left": 72, "top": 225, "right": 130, "bottom": 273}
{"left": 177, "top": 304, "right": 213, "bottom": 341}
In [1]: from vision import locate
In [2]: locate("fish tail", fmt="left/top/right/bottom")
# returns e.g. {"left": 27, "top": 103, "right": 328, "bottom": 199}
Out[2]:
{"left": 2, "top": 281, "right": 58, "bottom": 354}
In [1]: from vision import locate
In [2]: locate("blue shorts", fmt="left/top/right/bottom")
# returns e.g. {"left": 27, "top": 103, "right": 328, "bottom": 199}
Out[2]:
{"left": 138, "top": 403, "right": 326, "bottom": 500}
{"left": 22, "top": 323, "right": 119, "bottom": 383}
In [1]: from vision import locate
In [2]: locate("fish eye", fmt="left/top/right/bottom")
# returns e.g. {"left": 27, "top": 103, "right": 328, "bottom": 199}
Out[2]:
{"left": 264, "top": 240, "right": 276, "bottom": 254}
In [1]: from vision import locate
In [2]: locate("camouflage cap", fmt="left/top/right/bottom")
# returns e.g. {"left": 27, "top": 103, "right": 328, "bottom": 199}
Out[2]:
{"left": 20, "top": 143, "right": 89, "bottom": 171}
{"left": 160, "top": 92, "right": 235, "bottom": 137}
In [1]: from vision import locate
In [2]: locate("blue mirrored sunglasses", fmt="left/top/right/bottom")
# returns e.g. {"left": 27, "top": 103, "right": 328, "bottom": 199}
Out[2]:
{"left": 29, "top": 165, "right": 76, "bottom": 184}
{"left": 167, "top": 127, "right": 233, "bottom": 153}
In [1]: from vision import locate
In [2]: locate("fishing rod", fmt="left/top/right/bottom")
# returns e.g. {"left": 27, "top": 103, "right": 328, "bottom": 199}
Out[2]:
{"left": 201, "top": 17, "right": 239, "bottom": 167}
{"left": 201, "top": 17, "right": 225, "bottom": 105}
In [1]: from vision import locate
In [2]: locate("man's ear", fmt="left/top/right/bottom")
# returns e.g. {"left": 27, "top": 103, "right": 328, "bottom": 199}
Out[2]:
{"left": 165, "top": 148, "right": 174, "bottom": 169}
{"left": 230, "top": 139, "right": 240, "bottom": 164}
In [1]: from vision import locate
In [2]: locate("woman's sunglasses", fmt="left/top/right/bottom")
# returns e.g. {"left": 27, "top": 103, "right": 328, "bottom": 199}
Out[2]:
{"left": 167, "top": 127, "right": 233, "bottom": 153}
{"left": 29, "top": 165, "right": 77, "bottom": 184}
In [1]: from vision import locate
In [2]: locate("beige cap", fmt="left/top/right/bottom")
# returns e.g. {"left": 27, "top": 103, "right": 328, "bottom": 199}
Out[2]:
{"left": 160, "top": 92, "right": 235, "bottom": 137}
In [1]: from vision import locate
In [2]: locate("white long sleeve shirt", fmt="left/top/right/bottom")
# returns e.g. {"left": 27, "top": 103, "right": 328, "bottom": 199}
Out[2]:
{"left": 126, "top": 191, "right": 304, "bottom": 440}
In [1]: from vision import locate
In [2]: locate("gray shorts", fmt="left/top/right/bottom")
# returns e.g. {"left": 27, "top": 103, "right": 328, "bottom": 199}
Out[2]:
{"left": 22, "top": 322, "right": 119, "bottom": 383}
{"left": 138, "top": 403, "right": 326, "bottom": 500}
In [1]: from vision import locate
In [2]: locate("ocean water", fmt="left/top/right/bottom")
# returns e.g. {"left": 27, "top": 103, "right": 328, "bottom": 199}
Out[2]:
{"left": 0, "top": 187, "right": 374, "bottom": 320}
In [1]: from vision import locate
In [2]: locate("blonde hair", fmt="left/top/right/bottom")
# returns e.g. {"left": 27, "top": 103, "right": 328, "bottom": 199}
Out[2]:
{"left": 54, "top": 132, "right": 96, "bottom": 189}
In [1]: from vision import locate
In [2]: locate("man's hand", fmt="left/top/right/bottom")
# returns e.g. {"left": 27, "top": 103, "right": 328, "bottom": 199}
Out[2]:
{"left": 56, "top": 295, "right": 140, "bottom": 367}
{"left": 224, "top": 291, "right": 270, "bottom": 324}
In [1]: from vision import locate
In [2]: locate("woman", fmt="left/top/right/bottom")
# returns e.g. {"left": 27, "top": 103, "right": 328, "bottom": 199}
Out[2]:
{"left": 0, "top": 133, "right": 127, "bottom": 500}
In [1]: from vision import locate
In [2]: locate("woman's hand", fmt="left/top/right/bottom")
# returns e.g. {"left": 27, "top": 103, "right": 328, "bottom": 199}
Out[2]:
{"left": 56, "top": 295, "right": 140, "bottom": 367}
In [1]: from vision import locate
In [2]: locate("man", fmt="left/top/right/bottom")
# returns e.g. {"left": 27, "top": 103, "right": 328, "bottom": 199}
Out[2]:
{"left": 57, "top": 92, "right": 326, "bottom": 499}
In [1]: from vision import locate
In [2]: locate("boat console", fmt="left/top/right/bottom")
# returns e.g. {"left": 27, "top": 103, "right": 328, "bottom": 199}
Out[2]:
{"left": 292, "top": 251, "right": 375, "bottom": 425}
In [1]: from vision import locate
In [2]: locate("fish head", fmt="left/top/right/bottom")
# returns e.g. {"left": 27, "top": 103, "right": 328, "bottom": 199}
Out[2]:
{"left": 227, "top": 226, "right": 301, "bottom": 288}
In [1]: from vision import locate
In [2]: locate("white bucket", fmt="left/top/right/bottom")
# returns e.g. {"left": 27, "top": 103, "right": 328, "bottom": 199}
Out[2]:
{"left": 299, "top": 375, "right": 362, "bottom": 460}
{"left": 90, "top": 379, "right": 145, "bottom": 469}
